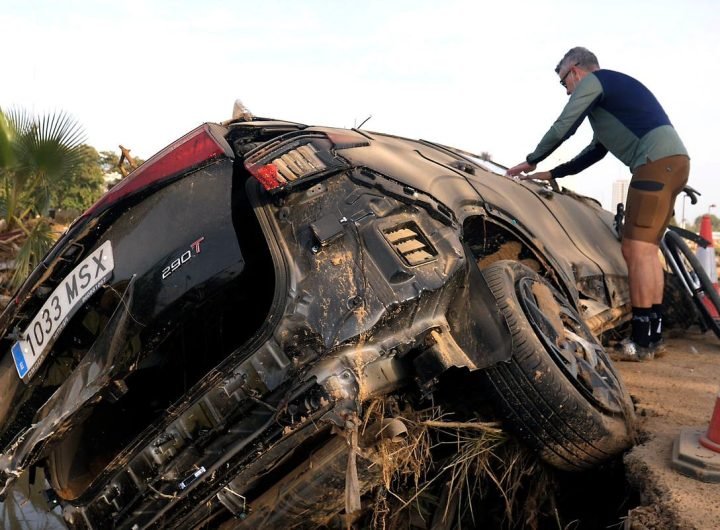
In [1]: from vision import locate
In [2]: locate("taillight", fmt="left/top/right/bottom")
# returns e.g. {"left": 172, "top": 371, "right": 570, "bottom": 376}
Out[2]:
{"left": 85, "top": 123, "right": 232, "bottom": 216}
{"left": 245, "top": 129, "right": 367, "bottom": 193}
{"left": 253, "top": 164, "right": 283, "bottom": 191}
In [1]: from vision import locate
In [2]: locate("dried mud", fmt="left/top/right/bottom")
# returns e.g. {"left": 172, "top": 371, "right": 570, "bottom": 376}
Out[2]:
{"left": 616, "top": 328, "right": 720, "bottom": 530}
{"left": 477, "top": 240, "right": 522, "bottom": 269}
{"left": 530, "top": 281, "right": 566, "bottom": 342}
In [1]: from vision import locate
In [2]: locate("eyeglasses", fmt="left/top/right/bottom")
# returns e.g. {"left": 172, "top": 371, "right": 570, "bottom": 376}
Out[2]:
{"left": 560, "top": 63, "right": 579, "bottom": 88}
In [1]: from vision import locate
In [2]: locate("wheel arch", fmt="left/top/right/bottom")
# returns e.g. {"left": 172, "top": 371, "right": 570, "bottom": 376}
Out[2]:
{"left": 461, "top": 214, "right": 578, "bottom": 306}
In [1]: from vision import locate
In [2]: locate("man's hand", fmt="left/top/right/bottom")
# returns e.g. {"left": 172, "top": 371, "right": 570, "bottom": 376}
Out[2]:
{"left": 520, "top": 171, "right": 553, "bottom": 181}
{"left": 505, "top": 161, "right": 537, "bottom": 177}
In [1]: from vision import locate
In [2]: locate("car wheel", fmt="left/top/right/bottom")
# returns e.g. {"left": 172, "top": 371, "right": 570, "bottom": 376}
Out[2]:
{"left": 480, "top": 260, "right": 636, "bottom": 471}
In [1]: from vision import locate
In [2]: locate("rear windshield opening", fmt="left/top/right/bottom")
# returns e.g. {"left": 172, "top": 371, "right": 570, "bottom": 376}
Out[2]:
{"left": 48, "top": 173, "right": 278, "bottom": 500}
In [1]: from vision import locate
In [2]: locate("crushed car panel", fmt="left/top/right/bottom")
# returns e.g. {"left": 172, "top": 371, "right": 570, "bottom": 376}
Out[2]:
{"left": 0, "top": 117, "right": 636, "bottom": 529}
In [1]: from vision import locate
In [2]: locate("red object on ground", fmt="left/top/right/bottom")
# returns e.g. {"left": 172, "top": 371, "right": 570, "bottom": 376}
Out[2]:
{"left": 697, "top": 214, "right": 720, "bottom": 318}
{"left": 700, "top": 392, "right": 720, "bottom": 453}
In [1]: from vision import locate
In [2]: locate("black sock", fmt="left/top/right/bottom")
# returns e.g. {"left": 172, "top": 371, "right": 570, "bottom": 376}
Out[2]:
{"left": 650, "top": 304, "right": 663, "bottom": 344}
{"left": 631, "top": 306, "right": 652, "bottom": 347}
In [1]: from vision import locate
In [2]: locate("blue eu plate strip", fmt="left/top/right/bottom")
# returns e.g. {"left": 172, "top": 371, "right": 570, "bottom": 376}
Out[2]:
{"left": 12, "top": 342, "right": 29, "bottom": 379}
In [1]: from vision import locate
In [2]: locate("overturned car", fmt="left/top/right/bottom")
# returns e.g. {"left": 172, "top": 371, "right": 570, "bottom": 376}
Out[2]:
{"left": 0, "top": 116, "right": 635, "bottom": 528}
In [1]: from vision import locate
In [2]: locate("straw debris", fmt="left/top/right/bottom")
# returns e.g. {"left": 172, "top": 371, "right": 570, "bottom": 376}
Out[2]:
{"left": 360, "top": 398, "right": 558, "bottom": 530}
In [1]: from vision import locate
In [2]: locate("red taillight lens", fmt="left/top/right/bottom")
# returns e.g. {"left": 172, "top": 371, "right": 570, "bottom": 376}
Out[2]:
{"left": 253, "top": 164, "right": 282, "bottom": 190}
{"left": 85, "top": 123, "right": 232, "bottom": 216}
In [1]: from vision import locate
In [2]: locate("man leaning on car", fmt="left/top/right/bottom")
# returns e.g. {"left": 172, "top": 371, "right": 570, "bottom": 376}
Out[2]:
{"left": 506, "top": 46, "right": 689, "bottom": 362}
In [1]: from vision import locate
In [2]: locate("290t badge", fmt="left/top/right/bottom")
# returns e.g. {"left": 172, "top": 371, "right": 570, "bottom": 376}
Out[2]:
{"left": 162, "top": 237, "right": 205, "bottom": 280}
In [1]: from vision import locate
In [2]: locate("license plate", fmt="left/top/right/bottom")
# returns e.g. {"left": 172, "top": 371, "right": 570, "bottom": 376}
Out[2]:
{"left": 12, "top": 240, "right": 114, "bottom": 382}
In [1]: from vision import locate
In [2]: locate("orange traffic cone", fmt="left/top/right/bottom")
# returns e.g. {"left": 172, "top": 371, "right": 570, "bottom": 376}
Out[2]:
{"left": 696, "top": 214, "right": 719, "bottom": 318}
{"left": 672, "top": 391, "right": 720, "bottom": 482}
{"left": 700, "top": 392, "right": 720, "bottom": 453}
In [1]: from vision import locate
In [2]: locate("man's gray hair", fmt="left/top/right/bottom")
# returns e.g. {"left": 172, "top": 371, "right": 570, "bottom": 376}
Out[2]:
{"left": 555, "top": 47, "right": 600, "bottom": 74}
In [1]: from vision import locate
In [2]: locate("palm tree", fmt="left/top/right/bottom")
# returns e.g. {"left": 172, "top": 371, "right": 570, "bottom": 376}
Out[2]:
{"left": 0, "top": 108, "right": 86, "bottom": 287}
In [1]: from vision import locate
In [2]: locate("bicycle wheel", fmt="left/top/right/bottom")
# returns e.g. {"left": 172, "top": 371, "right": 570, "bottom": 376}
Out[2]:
{"left": 662, "top": 271, "right": 699, "bottom": 330}
{"left": 663, "top": 230, "right": 720, "bottom": 339}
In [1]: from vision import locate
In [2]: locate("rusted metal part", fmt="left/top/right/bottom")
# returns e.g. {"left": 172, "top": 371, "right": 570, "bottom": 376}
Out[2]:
{"left": 584, "top": 303, "right": 632, "bottom": 335}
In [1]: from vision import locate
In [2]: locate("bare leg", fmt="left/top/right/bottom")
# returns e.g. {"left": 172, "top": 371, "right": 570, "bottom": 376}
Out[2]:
{"left": 621, "top": 238, "right": 663, "bottom": 308}
{"left": 653, "top": 249, "right": 664, "bottom": 305}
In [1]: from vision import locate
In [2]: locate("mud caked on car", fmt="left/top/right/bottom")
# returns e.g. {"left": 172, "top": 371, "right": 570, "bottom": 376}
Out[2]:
{"left": 0, "top": 114, "right": 637, "bottom": 528}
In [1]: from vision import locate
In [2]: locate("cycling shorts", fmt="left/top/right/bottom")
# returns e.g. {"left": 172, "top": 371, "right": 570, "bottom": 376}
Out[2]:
{"left": 624, "top": 155, "right": 690, "bottom": 244}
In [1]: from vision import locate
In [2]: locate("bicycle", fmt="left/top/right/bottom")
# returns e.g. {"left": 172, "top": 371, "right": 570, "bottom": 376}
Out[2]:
{"left": 615, "top": 185, "right": 720, "bottom": 339}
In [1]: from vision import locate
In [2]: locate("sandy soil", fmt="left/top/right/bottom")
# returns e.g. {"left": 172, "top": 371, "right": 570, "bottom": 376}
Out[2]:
{"left": 615, "top": 328, "right": 720, "bottom": 530}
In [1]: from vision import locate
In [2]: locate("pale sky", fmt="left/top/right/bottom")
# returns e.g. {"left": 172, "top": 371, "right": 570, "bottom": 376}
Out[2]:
{"left": 2, "top": 0, "right": 718, "bottom": 223}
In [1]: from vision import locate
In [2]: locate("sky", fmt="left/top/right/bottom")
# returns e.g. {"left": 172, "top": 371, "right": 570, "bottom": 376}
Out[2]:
{"left": 1, "top": 0, "right": 718, "bottom": 223}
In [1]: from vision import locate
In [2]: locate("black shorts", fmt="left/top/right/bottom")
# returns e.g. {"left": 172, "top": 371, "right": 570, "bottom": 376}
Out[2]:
{"left": 624, "top": 155, "right": 690, "bottom": 244}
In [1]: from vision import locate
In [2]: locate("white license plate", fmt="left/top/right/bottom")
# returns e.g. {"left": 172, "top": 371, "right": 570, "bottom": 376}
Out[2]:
{"left": 12, "top": 240, "right": 114, "bottom": 382}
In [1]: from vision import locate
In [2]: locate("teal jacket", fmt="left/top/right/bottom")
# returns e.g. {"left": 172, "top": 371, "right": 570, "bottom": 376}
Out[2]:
{"left": 526, "top": 69, "right": 688, "bottom": 178}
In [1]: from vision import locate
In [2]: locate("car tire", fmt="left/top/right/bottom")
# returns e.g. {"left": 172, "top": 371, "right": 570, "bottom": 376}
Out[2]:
{"left": 480, "top": 260, "right": 636, "bottom": 471}
{"left": 663, "top": 230, "right": 720, "bottom": 339}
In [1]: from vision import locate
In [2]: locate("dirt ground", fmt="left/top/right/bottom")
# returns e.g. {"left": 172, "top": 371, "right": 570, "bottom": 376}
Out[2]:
{"left": 615, "top": 328, "right": 720, "bottom": 530}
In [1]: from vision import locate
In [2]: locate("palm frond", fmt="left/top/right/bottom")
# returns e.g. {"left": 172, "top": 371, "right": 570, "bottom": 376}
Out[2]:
{"left": 0, "top": 109, "right": 15, "bottom": 169}
{"left": 4, "top": 107, "right": 31, "bottom": 137}
{"left": 40, "top": 111, "right": 85, "bottom": 148}
{"left": 26, "top": 178, "right": 52, "bottom": 216}
{"left": 10, "top": 219, "right": 54, "bottom": 289}
{"left": 1, "top": 108, "right": 87, "bottom": 221}
{"left": 7, "top": 108, "right": 86, "bottom": 178}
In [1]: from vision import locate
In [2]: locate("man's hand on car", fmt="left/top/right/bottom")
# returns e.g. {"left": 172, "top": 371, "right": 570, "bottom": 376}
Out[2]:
{"left": 519, "top": 171, "right": 553, "bottom": 181}
{"left": 505, "top": 161, "right": 536, "bottom": 177}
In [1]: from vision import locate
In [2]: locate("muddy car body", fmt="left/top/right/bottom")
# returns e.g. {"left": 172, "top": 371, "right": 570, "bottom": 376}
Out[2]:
{"left": 0, "top": 118, "right": 634, "bottom": 528}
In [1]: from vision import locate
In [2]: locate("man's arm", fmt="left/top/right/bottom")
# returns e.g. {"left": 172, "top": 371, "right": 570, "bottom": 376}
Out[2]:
{"left": 549, "top": 141, "right": 608, "bottom": 178}
{"left": 506, "top": 74, "right": 604, "bottom": 178}
{"left": 519, "top": 141, "right": 608, "bottom": 181}
{"left": 526, "top": 74, "right": 604, "bottom": 166}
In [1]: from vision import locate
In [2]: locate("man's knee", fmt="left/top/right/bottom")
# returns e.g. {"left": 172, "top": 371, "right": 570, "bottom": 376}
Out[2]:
{"left": 621, "top": 239, "right": 632, "bottom": 262}
{"left": 622, "top": 238, "right": 660, "bottom": 263}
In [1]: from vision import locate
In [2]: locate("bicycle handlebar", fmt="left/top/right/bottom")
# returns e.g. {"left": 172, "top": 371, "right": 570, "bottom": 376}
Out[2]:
{"left": 682, "top": 185, "right": 701, "bottom": 205}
